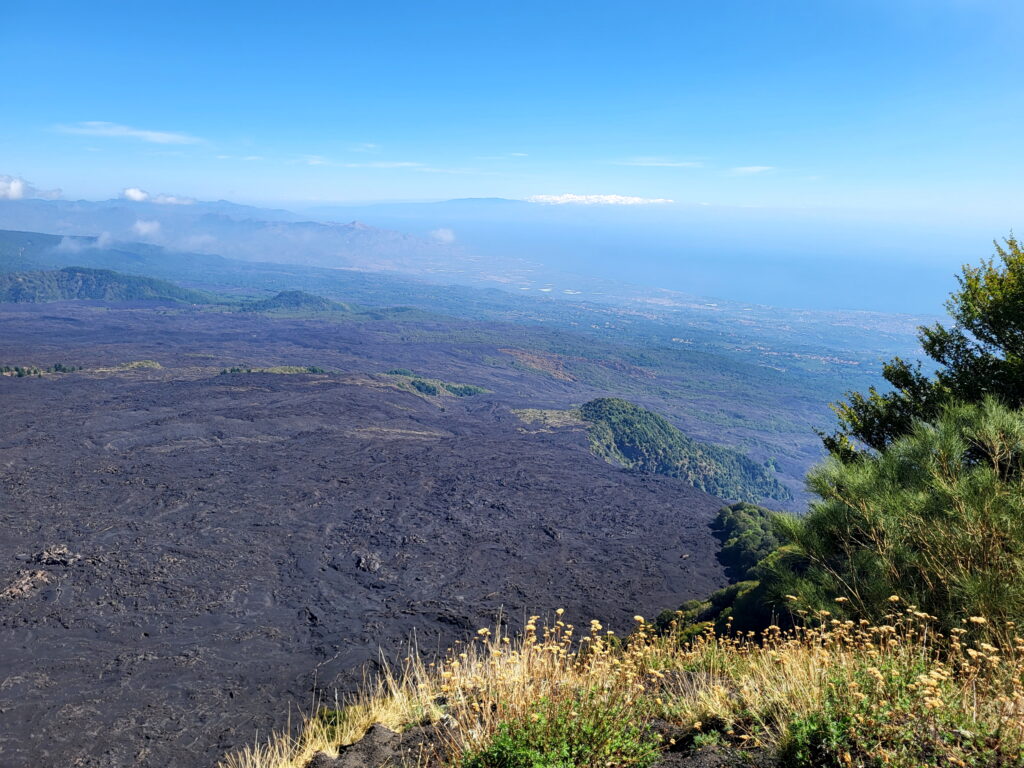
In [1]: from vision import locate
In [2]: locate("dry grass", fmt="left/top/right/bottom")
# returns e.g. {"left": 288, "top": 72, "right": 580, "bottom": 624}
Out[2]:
{"left": 220, "top": 604, "right": 1024, "bottom": 768}
{"left": 512, "top": 408, "right": 585, "bottom": 429}
{"left": 498, "top": 348, "right": 576, "bottom": 382}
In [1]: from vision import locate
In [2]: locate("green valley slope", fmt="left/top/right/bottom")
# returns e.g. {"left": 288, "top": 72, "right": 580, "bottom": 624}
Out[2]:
{"left": 0, "top": 266, "right": 214, "bottom": 304}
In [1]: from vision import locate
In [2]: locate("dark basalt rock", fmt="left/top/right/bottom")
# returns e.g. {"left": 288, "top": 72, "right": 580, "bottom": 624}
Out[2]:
{"left": 306, "top": 723, "right": 446, "bottom": 768}
{"left": 32, "top": 544, "right": 81, "bottom": 566}
{"left": 0, "top": 304, "right": 729, "bottom": 768}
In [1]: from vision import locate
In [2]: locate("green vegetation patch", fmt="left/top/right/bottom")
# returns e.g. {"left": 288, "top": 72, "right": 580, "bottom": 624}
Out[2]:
{"left": 240, "top": 290, "right": 350, "bottom": 313}
{"left": 711, "top": 502, "right": 782, "bottom": 581}
{"left": 1, "top": 363, "right": 84, "bottom": 378}
{"left": 778, "top": 659, "right": 1014, "bottom": 768}
{"left": 0, "top": 267, "right": 213, "bottom": 304}
{"left": 90, "top": 360, "right": 164, "bottom": 373}
{"left": 384, "top": 370, "right": 490, "bottom": 398}
{"left": 463, "top": 693, "right": 659, "bottom": 768}
{"left": 578, "top": 398, "right": 791, "bottom": 503}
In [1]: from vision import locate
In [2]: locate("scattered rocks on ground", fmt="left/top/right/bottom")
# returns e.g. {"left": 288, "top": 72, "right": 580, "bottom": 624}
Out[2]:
{"left": 307, "top": 723, "right": 447, "bottom": 768}
{"left": 33, "top": 544, "right": 81, "bottom": 566}
{"left": 0, "top": 570, "right": 52, "bottom": 600}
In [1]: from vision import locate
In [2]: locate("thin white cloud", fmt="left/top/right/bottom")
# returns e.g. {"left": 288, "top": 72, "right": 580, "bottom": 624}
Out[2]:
{"left": 350, "top": 142, "right": 379, "bottom": 152}
{"left": 132, "top": 219, "right": 161, "bottom": 237}
{"left": 152, "top": 193, "right": 194, "bottom": 205}
{"left": 58, "top": 121, "right": 202, "bottom": 145}
{"left": 57, "top": 231, "right": 113, "bottom": 251}
{"left": 430, "top": 228, "right": 456, "bottom": 244}
{"left": 121, "top": 187, "right": 194, "bottom": 205}
{"left": 613, "top": 157, "right": 702, "bottom": 168}
{"left": 731, "top": 165, "right": 775, "bottom": 175}
{"left": 0, "top": 174, "right": 61, "bottom": 200}
{"left": 305, "top": 155, "right": 436, "bottom": 169}
{"left": 342, "top": 161, "right": 422, "bottom": 168}
{"left": 56, "top": 236, "right": 85, "bottom": 253}
{"left": 527, "top": 193, "right": 674, "bottom": 205}
{"left": 414, "top": 166, "right": 478, "bottom": 174}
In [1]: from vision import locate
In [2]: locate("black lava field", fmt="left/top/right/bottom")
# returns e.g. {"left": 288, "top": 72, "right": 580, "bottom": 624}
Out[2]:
{"left": 0, "top": 303, "right": 728, "bottom": 768}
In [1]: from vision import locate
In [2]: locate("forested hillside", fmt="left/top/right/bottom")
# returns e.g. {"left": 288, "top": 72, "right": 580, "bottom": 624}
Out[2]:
{"left": 579, "top": 397, "right": 791, "bottom": 502}
{"left": 0, "top": 266, "right": 213, "bottom": 304}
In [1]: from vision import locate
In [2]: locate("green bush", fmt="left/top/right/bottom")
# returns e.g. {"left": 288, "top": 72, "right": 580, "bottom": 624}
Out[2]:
{"left": 704, "top": 398, "right": 1024, "bottom": 636}
{"left": 779, "top": 661, "right": 1015, "bottom": 768}
{"left": 463, "top": 693, "right": 658, "bottom": 768}
{"left": 444, "top": 383, "right": 488, "bottom": 397}
{"left": 772, "top": 398, "right": 1024, "bottom": 630}
{"left": 411, "top": 379, "right": 440, "bottom": 396}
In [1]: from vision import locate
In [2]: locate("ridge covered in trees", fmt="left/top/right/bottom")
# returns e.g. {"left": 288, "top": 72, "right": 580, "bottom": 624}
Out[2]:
{"left": 579, "top": 397, "right": 791, "bottom": 503}
{"left": 240, "top": 290, "right": 350, "bottom": 313}
{"left": 0, "top": 266, "right": 214, "bottom": 304}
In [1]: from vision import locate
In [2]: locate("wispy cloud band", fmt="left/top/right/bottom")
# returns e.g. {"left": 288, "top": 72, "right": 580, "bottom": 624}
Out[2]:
{"left": 527, "top": 193, "right": 674, "bottom": 205}
{"left": 613, "top": 157, "right": 702, "bottom": 168}
{"left": 730, "top": 165, "right": 775, "bottom": 175}
{"left": 58, "top": 121, "right": 202, "bottom": 145}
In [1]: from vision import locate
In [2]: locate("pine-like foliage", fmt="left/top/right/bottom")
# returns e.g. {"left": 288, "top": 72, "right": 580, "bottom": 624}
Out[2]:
{"left": 825, "top": 236, "right": 1024, "bottom": 459}
{"left": 766, "top": 398, "right": 1024, "bottom": 631}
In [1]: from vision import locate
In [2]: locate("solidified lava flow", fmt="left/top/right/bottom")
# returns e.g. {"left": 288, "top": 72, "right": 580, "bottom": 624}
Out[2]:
{"left": 0, "top": 304, "right": 727, "bottom": 768}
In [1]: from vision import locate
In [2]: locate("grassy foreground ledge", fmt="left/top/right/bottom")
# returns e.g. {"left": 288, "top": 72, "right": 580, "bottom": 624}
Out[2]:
{"left": 220, "top": 606, "right": 1024, "bottom": 768}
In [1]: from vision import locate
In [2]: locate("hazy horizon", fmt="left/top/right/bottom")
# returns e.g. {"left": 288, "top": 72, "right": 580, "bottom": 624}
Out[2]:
{"left": 4, "top": 1, "right": 1023, "bottom": 314}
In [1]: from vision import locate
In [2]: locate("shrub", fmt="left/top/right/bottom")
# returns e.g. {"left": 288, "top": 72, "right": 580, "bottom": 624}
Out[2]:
{"left": 826, "top": 235, "right": 1024, "bottom": 458}
{"left": 687, "top": 399, "right": 1024, "bottom": 637}
{"left": 411, "top": 379, "right": 440, "bottom": 396}
{"left": 444, "top": 383, "right": 488, "bottom": 397}
{"left": 711, "top": 502, "right": 781, "bottom": 581}
{"left": 766, "top": 398, "right": 1024, "bottom": 633}
{"left": 464, "top": 693, "right": 658, "bottom": 768}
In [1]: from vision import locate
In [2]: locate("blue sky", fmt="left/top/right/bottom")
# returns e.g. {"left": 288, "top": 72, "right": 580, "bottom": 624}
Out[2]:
{"left": 2, "top": 0, "right": 1023, "bottom": 221}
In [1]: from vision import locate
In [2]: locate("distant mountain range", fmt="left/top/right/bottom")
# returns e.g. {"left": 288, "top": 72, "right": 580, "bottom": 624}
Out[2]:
{"left": 0, "top": 261, "right": 353, "bottom": 318}
{"left": 0, "top": 197, "right": 532, "bottom": 282}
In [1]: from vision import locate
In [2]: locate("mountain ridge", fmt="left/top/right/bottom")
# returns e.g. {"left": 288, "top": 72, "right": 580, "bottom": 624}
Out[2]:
{"left": 0, "top": 266, "right": 215, "bottom": 304}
